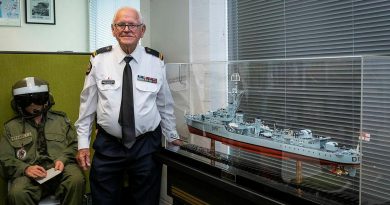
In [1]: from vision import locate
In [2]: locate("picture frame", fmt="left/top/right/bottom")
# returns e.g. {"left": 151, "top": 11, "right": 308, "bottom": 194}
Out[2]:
{"left": 25, "top": 0, "right": 55, "bottom": 24}
{"left": 0, "top": 0, "right": 21, "bottom": 27}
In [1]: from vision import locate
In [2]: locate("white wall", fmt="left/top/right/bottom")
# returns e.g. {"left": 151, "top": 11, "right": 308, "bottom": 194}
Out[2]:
{"left": 0, "top": 0, "right": 226, "bottom": 59}
{"left": 140, "top": 0, "right": 151, "bottom": 48}
{"left": 0, "top": 0, "right": 88, "bottom": 52}
{"left": 149, "top": 0, "right": 226, "bottom": 63}
{"left": 190, "top": 0, "right": 227, "bottom": 62}
{"left": 149, "top": 0, "right": 190, "bottom": 63}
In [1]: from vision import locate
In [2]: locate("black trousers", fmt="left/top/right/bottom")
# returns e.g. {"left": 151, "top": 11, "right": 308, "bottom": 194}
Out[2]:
{"left": 90, "top": 125, "right": 162, "bottom": 205}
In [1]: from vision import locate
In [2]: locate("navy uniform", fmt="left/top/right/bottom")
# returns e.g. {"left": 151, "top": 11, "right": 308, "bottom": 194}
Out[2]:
{"left": 0, "top": 111, "right": 85, "bottom": 205}
{"left": 75, "top": 44, "right": 179, "bottom": 204}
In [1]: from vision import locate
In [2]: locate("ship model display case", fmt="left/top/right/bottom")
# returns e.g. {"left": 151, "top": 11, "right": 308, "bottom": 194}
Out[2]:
{"left": 163, "top": 56, "right": 390, "bottom": 205}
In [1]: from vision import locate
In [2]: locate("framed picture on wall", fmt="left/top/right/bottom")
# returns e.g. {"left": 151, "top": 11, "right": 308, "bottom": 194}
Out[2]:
{"left": 25, "top": 0, "right": 55, "bottom": 24}
{"left": 0, "top": 0, "right": 21, "bottom": 27}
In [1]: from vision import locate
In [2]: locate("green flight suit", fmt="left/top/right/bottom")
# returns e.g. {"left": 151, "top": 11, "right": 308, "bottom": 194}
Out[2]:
{"left": 0, "top": 110, "right": 85, "bottom": 205}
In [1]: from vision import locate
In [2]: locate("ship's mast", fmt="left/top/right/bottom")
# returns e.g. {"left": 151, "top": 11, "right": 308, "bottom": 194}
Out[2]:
{"left": 231, "top": 73, "right": 241, "bottom": 111}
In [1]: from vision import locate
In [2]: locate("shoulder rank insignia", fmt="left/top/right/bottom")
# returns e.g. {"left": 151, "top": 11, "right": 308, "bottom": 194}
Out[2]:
{"left": 145, "top": 47, "right": 164, "bottom": 60}
{"left": 87, "top": 45, "right": 112, "bottom": 75}
{"left": 91, "top": 45, "right": 112, "bottom": 58}
{"left": 86, "top": 61, "right": 92, "bottom": 75}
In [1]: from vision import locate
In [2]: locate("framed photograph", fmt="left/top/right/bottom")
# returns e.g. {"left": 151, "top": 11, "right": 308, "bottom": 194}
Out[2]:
{"left": 25, "top": 0, "right": 55, "bottom": 24}
{"left": 0, "top": 0, "right": 21, "bottom": 27}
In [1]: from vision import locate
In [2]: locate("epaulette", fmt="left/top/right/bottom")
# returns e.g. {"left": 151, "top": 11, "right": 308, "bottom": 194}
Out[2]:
{"left": 86, "top": 61, "right": 92, "bottom": 75}
{"left": 145, "top": 47, "right": 164, "bottom": 60}
{"left": 91, "top": 45, "right": 112, "bottom": 58}
{"left": 4, "top": 115, "right": 20, "bottom": 125}
{"left": 87, "top": 46, "right": 112, "bottom": 75}
{"left": 49, "top": 110, "right": 67, "bottom": 117}
{"left": 49, "top": 110, "right": 71, "bottom": 123}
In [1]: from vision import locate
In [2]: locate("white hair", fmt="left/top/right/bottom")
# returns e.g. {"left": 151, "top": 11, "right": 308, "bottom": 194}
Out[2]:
{"left": 112, "top": 7, "right": 144, "bottom": 25}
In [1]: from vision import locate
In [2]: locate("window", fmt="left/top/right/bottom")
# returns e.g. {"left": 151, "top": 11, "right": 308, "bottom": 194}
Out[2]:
{"left": 228, "top": 0, "right": 390, "bottom": 60}
{"left": 89, "top": 0, "right": 140, "bottom": 52}
{"left": 228, "top": 1, "right": 390, "bottom": 204}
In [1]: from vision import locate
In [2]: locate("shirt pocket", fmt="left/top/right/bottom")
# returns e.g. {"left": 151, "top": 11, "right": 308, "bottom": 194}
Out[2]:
{"left": 45, "top": 133, "right": 66, "bottom": 142}
{"left": 45, "top": 133, "right": 67, "bottom": 154}
{"left": 135, "top": 80, "right": 160, "bottom": 93}
{"left": 97, "top": 79, "right": 120, "bottom": 91}
{"left": 9, "top": 137, "right": 33, "bottom": 162}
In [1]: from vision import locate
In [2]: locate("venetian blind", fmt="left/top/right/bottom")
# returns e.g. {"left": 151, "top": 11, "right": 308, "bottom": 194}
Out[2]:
{"left": 88, "top": 0, "right": 140, "bottom": 52}
{"left": 228, "top": 0, "right": 390, "bottom": 204}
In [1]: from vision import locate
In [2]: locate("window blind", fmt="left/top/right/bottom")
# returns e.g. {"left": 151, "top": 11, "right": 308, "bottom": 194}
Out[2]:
{"left": 89, "top": 0, "right": 140, "bottom": 52}
{"left": 228, "top": 0, "right": 390, "bottom": 204}
{"left": 228, "top": 0, "right": 390, "bottom": 59}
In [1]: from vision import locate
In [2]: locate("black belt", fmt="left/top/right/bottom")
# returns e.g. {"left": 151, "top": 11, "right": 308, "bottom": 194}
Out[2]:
{"left": 96, "top": 124, "right": 161, "bottom": 143}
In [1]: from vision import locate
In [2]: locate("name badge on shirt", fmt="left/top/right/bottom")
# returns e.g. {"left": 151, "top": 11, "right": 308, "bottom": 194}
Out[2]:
{"left": 137, "top": 75, "right": 157, "bottom": 84}
{"left": 10, "top": 132, "right": 32, "bottom": 141}
{"left": 102, "top": 79, "right": 115, "bottom": 85}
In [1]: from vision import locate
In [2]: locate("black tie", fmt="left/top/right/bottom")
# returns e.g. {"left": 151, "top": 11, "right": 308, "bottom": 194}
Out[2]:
{"left": 118, "top": 56, "right": 136, "bottom": 149}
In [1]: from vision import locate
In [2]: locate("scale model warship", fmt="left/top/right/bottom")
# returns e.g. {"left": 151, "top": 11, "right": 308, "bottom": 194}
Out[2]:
{"left": 185, "top": 73, "right": 361, "bottom": 176}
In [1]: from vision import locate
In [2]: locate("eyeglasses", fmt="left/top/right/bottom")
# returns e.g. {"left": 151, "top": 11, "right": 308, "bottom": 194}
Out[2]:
{"left": 113, "top": 23, "right": 143, "bottom": 31}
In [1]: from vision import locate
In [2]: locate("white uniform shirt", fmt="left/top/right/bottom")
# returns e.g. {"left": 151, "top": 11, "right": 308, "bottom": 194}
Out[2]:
{"left": 75, "top": 44, "right": 179, "bottom": 149}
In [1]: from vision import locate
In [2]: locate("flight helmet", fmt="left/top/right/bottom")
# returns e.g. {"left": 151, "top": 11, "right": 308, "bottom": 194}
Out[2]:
{"left": 11, "top": 77, "right": 54, "bottom": 117}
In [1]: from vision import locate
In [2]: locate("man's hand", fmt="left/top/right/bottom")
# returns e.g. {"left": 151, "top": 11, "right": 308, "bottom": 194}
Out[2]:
{"left": 171, "top": 139, "right": 183, "bottom": 146}
{"left": 25, "top": 165, "right": 47, "bottom": 179}
{"left": 54, "top": 160, "right": 65, "bottom": 172}
{"left": 76, "top": 148, "right": 91, "bottom": 171}
{"left": 166, "top": 139, "right": 183, "bottom": 152}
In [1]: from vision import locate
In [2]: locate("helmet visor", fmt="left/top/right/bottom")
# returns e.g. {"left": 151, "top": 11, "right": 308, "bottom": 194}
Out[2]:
{"left": 14, "top": 92, "right": 49, "bottom": 108}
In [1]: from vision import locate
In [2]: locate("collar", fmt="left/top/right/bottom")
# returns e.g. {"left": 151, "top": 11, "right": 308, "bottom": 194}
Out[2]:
{"left": 25, "top": 114, "right": 47, "bottom": 128}
{"left": 114, "top": 44, "right": 143, "bottom": 65}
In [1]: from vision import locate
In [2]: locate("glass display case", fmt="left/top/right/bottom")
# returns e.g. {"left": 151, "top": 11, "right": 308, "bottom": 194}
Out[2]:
{"left": 165, "top": 56, "right": 390, "bottom": 205}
